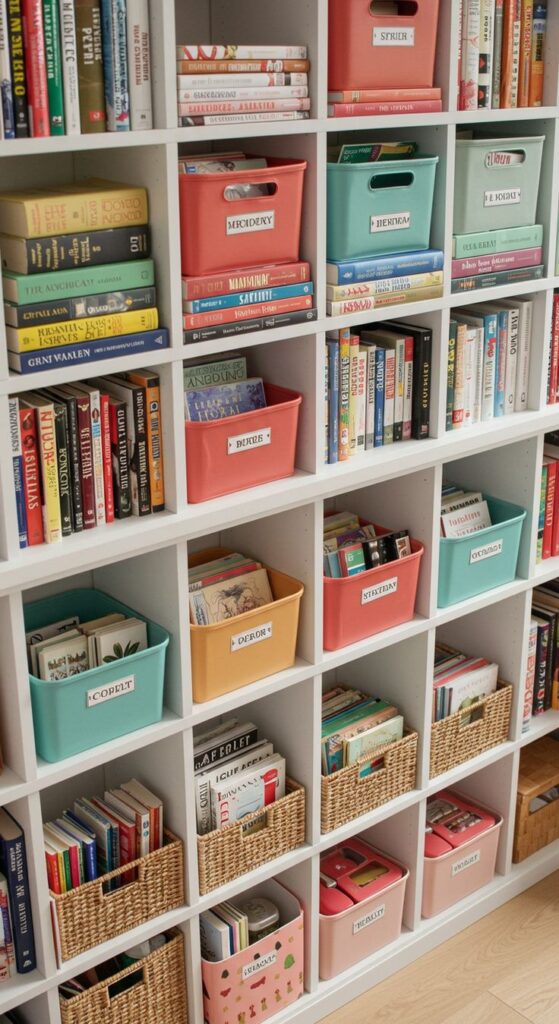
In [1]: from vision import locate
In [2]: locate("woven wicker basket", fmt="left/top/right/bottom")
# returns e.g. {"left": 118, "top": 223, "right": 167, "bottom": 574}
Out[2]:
{"left": 197, "top": 778, "right": 305, "bottom": 895}
{"left": 59, "top": 929, "right": 187, "bottom": 1024}
{"left": 430, "top": 682, "right": 513, "bottom": 778}
{"left": 321, "top": 731, "right": 418, "bottom": 833}
{"left": 52, "top": 831, "right": 184, "bottom": 962}
{"left": 513, "top": 736, "right": 559, "bottom": 863}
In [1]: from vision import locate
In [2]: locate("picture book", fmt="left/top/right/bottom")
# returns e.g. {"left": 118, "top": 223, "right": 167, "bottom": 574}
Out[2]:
{"left": 184, "top": 378, "right": 267, "bottom": 421}
{"left": 189, "top": 567, "right": 273, "bottom": 626}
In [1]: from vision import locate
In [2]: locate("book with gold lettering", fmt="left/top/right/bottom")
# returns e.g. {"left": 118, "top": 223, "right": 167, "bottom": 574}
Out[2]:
{"left": 0, "top": 180, "right": 148, "bottom": 238}
{"left": 6, "top": 307, "right": 158, "bottom": 352}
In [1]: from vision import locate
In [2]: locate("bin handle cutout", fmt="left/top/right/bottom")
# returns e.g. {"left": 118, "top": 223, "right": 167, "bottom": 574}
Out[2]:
{"left": 457, "top": 703, "right": 486, "bottom": 728}
{"left": 369, "top": 171, "right": 415, "bottom": 191}
{"left": 369, "top": 1, "right": 418, "bottom": 16}
{"left": 224, "top": 182, "right": 278, "bottom": 201}
{"left": 239, "top": 807, "right": 270, "bottom": 839}
{"left": 485, "top": 149, "right": 527, "bottom": 169}
{"left": 98, "top": 861, "right": 146, "bottom": 899}
{"left": 104, "top": 966, "right": 146, "bottom": 1007}
{"left": 358, "top": 753, "right": 386, "bottom": 780}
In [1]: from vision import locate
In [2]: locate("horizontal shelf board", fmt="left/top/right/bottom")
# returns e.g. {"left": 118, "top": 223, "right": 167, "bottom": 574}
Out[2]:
{"left": 0, "top": 129, "right": 172, "bottom": 158}
{"left": 182, "top": 316, "right": 320, "bottom": 358}
{"left": 0, "top": 970, "right": 46, "bottom": 1017}
{"left": 519, "top": 710, "right": 559, "bottom": 746}
{"left": 0, "top": 765, "right": 31, "bottom": 808}
{"left": 532, "top": 555, "right": 559, "bottom": 583}
{"left": 325, "top": 294, "right": 445, "bottom": 332}
{"left": 190, "top": 657, "right": 316, "bottom": 725}
{"left": 426, "top": 741, "right": 517, "bottom": 795}
{"left": 324, "top": 112, "right": 451, "bottom": 132}
{"left": 320, "top": 615, "right": 428, "bottom": 673}
{"left": 447, "top": 276, "right": 551, "bottom": 307}
{"left": 173, "top": 119, "right": 320, "bottom": 143}
{"left": 454, "top": 106, "right": 558, "bottom": 123}
{"left": 318, "top": 789, "right": 423, "bottom": 851}
{"left": 0, "top": 347, "right": 177, "bottom": 395}
{"left": 194, "top": 843, "right": 314, "bottom": 914}
{"left": 431, "top": 577, "right": 531, "bottom": 625}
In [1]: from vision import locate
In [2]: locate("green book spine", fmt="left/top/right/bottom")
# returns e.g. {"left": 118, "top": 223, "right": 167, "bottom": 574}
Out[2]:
{"left": 452, "top": 224, "right": 544, "bottom": 259}
{"left": 537, "top": 464, "right": 547, "bottom": 563}
{"left": 42, "top": 0, "right": 65, "bottom": 135}
{"left": 2, "top": 258, "right": 155, "bottom": 304}
{"left": 446, "top": 321, "right": 457, "bottom": 432}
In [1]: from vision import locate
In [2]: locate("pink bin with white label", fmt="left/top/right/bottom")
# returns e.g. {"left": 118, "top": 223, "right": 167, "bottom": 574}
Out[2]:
{"left": 422, "top": 814, "right": 503, "bottom": 919}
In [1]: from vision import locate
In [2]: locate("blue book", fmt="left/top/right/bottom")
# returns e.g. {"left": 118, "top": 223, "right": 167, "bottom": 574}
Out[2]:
{"left": 326, "top": 339, "right": 339, "bottom": 464}
{"left": 327, "top": 249, "right": 444, "bottom": 285}
{"left": 60, "top": 812, "right": 99, "bottom": 883}
{"left": 0, "top": 807, "right": 36, "bottom": 973}
{"left": 8, "top": 329, "right": 169, "bottom": 374}
{"left": 187, "top": 282, "right": 314, "bottom": 314}
{"left": 8, "top": 398, "right": 27, "bottom": 548}
{"left": 100, "top": 0, "right": 130, "bottom": 131}
{"left": 185, "top": 378, "right": 267, "bottom": 421}
{"left": 493, "top": 310, "right": 508, "bottom": 417}
{"left": 374, "top": 347, "right": 385, "bottom": 448}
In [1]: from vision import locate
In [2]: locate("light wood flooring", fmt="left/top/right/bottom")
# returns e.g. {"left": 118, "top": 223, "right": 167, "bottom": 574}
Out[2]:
{"left": 321, "top": 870, "right": 559, "bottom": 1024}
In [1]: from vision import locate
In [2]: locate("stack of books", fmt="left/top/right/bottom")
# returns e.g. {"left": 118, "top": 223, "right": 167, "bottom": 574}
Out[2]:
{"left": 0, "top": 179, "right": 169, "bottom": 374}
{"left": 546, "top": 291, "right": 559, "bottom": 404}
{"left": 451, "top": 224, "right": 544, "bottom": 293}
{"left": 176, "top": 43, "right": 310, "bottom": 127}
{"left": 26, "top": 608, "right": 148, "bottom": 678}
{"left": 440, "top": 485, "right": 493, "bottom": 538}
{"left": 43, "top": 779, "right": 163, "bottom": 894}
{"left": 194, "top": 718, "right": 286, "bottom": 834}
{"left": 525, "top": 583, "right": 559, "bottom": 725}
{"left": 9, "top": 369, "right": 165, "bottom": 548}
{"left": 0, "top": 807, "right": 36, "bottom": 980}
{"left": 459, "top": 1, "right": 546, "bottom": 111}
{"left": 0, "top": 0, "right": 153, "bottom": 138}
{"left": 328, "top": 86, "right": 442, "bottom": 118}
{"left": 184, "top": 352, "right": 266, "bottom": 421}
{"left": 433, "top": 644, "right": 499, "bottom": 723}
{"left": 323, "top": 510, "right": 412, "bottom": 578}
{"left": 60, "top": 932, "right": 172, "bottom": 1000}
{"left": 321, "top": 684, "right": 404, "bottom": 775}
{"left": 537, "top": 434, "right": 559, "bottom": 563}
{"left": 200, "top": 887, "right": 282, "bottom": 960}
{"left": 188, "top": 552, "right": 273, "bottom": 626}
{"left": 447, "top": 297, "right": 533, "bottom": 430}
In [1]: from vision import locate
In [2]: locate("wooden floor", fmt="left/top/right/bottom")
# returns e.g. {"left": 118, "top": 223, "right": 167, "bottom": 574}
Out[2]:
{"left": 321, "top": 870, "right": 559, "bottom": 1024}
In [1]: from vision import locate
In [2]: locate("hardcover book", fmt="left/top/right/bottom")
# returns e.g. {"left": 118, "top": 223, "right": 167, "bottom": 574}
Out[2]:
{"left": 185, "top": 378, "right": 267, "bottom": 422}
{"left": 190, "top": 567, "right": 273, "bottom": 626}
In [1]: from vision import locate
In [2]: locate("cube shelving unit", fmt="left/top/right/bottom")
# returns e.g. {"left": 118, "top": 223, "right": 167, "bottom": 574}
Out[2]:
{"left": 1, "top": 2, "right": 559, "bottom": 1022}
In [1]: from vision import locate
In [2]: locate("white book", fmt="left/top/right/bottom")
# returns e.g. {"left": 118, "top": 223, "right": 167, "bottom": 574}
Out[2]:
{"left": 503, "top": 304, "right": 519, "bottom": 414}
{"left": 200, "top": 909, "right": 231, "bottom": 962}
{"left": 461, "top": 326, "right": 476, "bottom": 425}
{"left": 94, "top": 617, "right": 147, "bottom": 664}
{"left": 0, "top": 0, "right": 13, "bottom": 140}
{"left": 361, "top": 344, "right": 376, "bottom": 450}
{"left": 355, "top": 350, "right": 367, "bottom": 453}
{"left": 463, "top": 0, "right": 481, "bottom": 111}
{"left": 383, "top": 348, "right": 396, "bottom": 444}
{"left": 210, "top": 753, "right": 286, "bottom": 832}
{"left": 104, "top": 788, "right": 150, "bottom": 857}
{"left": 442, "top": 491, "right": 484, "bottom": 514}
{"left": 59, "top": 0, "right": 81, "bottom": 134}
{"left": 472, "top": 327, "right": 483, "bottom": 424}
{"left": 363, "top": 330, "right": 406, "bottom": 441}
{"left": 453, "top": 324, "right": 466, "bottom": 428}
{"left": 38, "top": 633, "right": 89, "bottom": 680}
{"left": 127, "top": 0, "right": 153, "bottom": 130}
{"left": 499, "top": 298, "right": 533, "bottom": 412}
{"left": 195, "top": 740, "right": 274, "bottom": 834}
{"left": 31, "top": 628, "right": 82, "bottom": 677}
{"left": 478, "top": 0, "right": 495, "bottom": 108}
{"left": 448, "top": 662, "right": 498, "bottom": 715}
{"left": 441, "top": 499, "right": 492, "bottom": 537}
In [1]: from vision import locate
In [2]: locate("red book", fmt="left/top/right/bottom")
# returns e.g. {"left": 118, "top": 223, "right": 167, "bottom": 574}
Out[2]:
{"left": 74, "top": 393, "right": 96, "bottom": 529}
{"left": 181, "top": 261, "right": 310, "bottom": 302}
{"left": 542, "top": 458, "right": 557, "bottom": 560}
{"left": 550, "top": 296, "right": 559, "bottom": 404}
{"left": 99, "top": 393, "right": 114, "bottom": 524}
{"left": 183, "top": 295, "right": 313, "bottom": 330}
{"left": 178, "top": 98, "right": 310, "bottom": 115}
{"left": 403, "top": 335, "right": 414, "bottom": 441}
{"left": 175, "top": 59, "right": 310, "bottom": 73}
{"left": 328, "top": 100, "right": 443, "bottom": 117}
{"left": 18, "top": 406, "right": 44, "bottom": 545}
{"left": 44, "top": 848, "right": 61, "bottom": 894}
{"left": 91, "top": 798, "right": 137, "bottom": 885}
{"left": 22, "top": 0, "right": 50, "bottom": 137}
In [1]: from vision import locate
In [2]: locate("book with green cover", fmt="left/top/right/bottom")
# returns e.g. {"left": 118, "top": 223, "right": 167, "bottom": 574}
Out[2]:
{"left": 452, "top": 224, "right": 543, "bottom": 259}
{"left": 42, "top": 0, "right": 65, "bottom": 135}
{"left": 2, "top": 259, "right": 155, "bottom": 304}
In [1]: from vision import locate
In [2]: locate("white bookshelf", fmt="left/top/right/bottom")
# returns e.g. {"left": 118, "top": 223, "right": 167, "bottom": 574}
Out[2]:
{"left": 1, "top": 2, "right": 559, "bottom": 1021}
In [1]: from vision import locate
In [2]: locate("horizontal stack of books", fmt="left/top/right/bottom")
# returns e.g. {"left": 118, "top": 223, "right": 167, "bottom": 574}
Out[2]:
{"left": 60, "top": 932, "right": 172, "bottom": 1001}
{"left": 440, "top": 485, "right": 493, "bottom": 538}
{"left": 525, "top": 583, "right": 559, "bottom": 725}
{"left": 0, "top": 806, "right": 36, "bottom": 980}
{"left": 188, "top": 552, "right": 273, "bottom": 626}
{"left": 433, "top": 644, "right": 499, "bottom": 723}
{"left": 43, "top": 779, "right": 163, "bottom": 894}
{"left": 184, "top": 352, "right": 266, "bottom": 421}
{"left": 323, "top": 510, "right": 412, "bottom": 578}
{"left": 0, "top": 179, "right": 169, "bottom": 374}
{"left": 194, "top": 718, "right": 286, "bottom": 834}
{"left": 26, "top": 608, "right": 148, "bottom": 679}
{"left": 447, "top": 297, "right": 533, "bottom": 430}
{"left": 537, "top": 434, "right": 559, "bottom": 563}
{"left": 9, "top": 369, "right": 165, "bottom": 548}
{"left": 459, "top": 0, "right": 546, "bottom": 111}
{"left": 451, "top": 224, "right": 544, "bottom": 293}
{"left": 325, "top": 320, "right": 432, "bottom": 463}
{"left": 328, "top": 86, "right": 442, "bottom": 118}
{"left": 546, "top": 291, "right": 559, "bottom": 404}
{"left": 0, "top": 0, "right": 153, "bottom": 139}
{"left": 176, "top": 43, "right": 310, "bottom": 127}
{"left": 321, "top": 684, "right": 404, "bottom": 776}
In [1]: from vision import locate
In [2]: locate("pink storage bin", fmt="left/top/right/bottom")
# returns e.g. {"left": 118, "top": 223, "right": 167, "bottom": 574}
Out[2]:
{"left": 323, "top": 523, "right": 424, "bottom": 651}
{"left": 328, "top": 0, "right": 441, "bottom": 92}
{"left": 179, "top": 158, "right": 307, "bottom": 276}
{"left": 422, "top": 812, "right": 503, "bottom": 919}
{"left": 202, "top": 880, "right": 304, "bottom": 1024}
{"left": 319, "top": 857, "right": 409, "bottom": 980}
{"left": 185, "top": 383, "right": 302, "bottom": 504}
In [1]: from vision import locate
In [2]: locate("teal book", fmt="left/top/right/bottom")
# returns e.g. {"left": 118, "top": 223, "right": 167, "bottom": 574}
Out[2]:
{"left": 2, "top": 259, "right": 155, "bottom": 304}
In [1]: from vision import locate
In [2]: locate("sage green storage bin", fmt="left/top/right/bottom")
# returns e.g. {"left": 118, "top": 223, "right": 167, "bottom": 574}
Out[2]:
{"left": 25, "top": 588, "right": 169, "bottom": 763}
{"left": 453, "top": 136, "right": 544, "bottom": 235}
{"left": 327, "top": 156, "right": 439, "bottom": 262}
{"left": 438, "top": 497, "right": 526, "bottom": 609}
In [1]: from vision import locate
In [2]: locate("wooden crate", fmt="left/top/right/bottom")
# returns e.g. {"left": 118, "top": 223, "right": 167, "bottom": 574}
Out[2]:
{"left": 513, "top": 737, "right": 559, "bottom": 863}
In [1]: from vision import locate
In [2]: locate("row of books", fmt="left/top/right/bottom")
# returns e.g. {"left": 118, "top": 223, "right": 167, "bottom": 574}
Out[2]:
{"left": 194, "top": 718, "right": 286, "bottom": 835}
{"left": 176, "top": 43, "right": 310, "bottom": 127}
{"left": 447, "top": 297, "right": 533, "bottom": 430}
{"left": 451, "top": 224, "right": 544, "bottom": 294}
{"left": 524, "top": 582, "right": 559, "bottom": 727}
{"left": 200, "top": 893, "right": 268, "bottom": 962}
{"left": 537, "top": 433, "right": 559, "bottom": 562}
{"left": 60, "top": 932, "right": 171, "bottom": 1000}
{"left": 27, "top": 608, "right": 147, "bottom": 680}
{"left": 43, "top": 778, "right": 163, "bottom": 895}
{"left": 188, "top": 552, "right": 273, "bottom": 627}
{"left": 0, "top": 0, "right": 153, "bottom": 138}
{"left": 326, "top": 248, "right": 444, "bottom": 317}
{"left": 321, "top": 684, "right": 404, "bottom": 776}
{"left": 323, "top": 509, "right": 412, "bottom": 579}
{"left": 459, "top": 0, "right": 546, "bottom": 110}
{"left": 9, "top": 369, "right": 165, "bottom": 549}
{"left": 546, "top": 292, "right": 559, "bottom": 405}
{"left": 0, "top": 807, "right": 35, "bottom": 979}
{"left": 324, "top": 320, "right": 432, "bottom": 464}
{"left": 433, "top": 644, "right": 499, "bottom": 724}
{"left": 440, "top": 486, "right": 493, "bottom": 538}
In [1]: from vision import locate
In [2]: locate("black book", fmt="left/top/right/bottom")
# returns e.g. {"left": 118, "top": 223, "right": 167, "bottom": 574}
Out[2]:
{"left": 532, "top": 617, "right": 550, "bottom": 715}
{"left": 108, "top": 397, "right": 132, "bottom": 519}
{"left": 381, "top": 319, "right": 432, "bottom": 440}
{"left": 532, "top": 604, "right": 558, "bottom": 711}
{"left": 36, "top": 392, "right": 73, "bottom": 536}
{"left": 184, "top": 306, "right": 318, "bottom": 344}
{"left": 0, "top": 807, "right": 36, "bottom": 973}
{"left": 4, "top": 286, "right": 157, "bottom": 328}
{"left": 7, "top": 0, "right": 29, "bottom": 138}
{"left": 0, "top": 226, "right": 151, "bottom": 275}
{"left": 42, "top": 388, "right": 84, "bottom": 532}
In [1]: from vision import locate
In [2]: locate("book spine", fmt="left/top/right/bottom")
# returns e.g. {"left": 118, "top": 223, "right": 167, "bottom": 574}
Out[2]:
{"left": 446, "top": 323, "right": 457, "bottom": 432}
{"left": 328, "top": 249, "right": 444, "bottom": 285}
{"left": 549, "top": 296, "right": 559, "bottom": 404}
{"left": 494, "top": 311, "right": 507, "bottom": 416}
{"left": 184, "top": 306, "right": 316, "bottom": 344}
{"left": 139, "top": 376, "right": 164, "bottom": 511}
{"left": 100, "top": 0, "right": 129, "bottom": 130}
{"left": 374, "top": 347, "right": 385, "bottom": 448}
{"left": 130, "top": 386, "right": 150, "bottom": 515}
{"left": 75, "top": 0, "right": 106, "bottom": 132}
{"left": 393, "top": 340, "right": 406, "bottom": 439}
{"left": 42, "top": 0, "right": 64, "bottom": 133}
{"left": 459, "top": 0, "right": 468, "bottom": 108}
{"left": 179, "top": 96, "right": 310, "bottom": 115}
{"left": 7, "top": 286, "right": 156, "bottom": 327}
{"left": 52, "top": 401, "right": 73, "bottom": 535}
{"left": 453, "top": 224, "right": 543, "bottom": 258}
{"left": 348, "top": 334, "right": 359, "bottom": 454}
{"left": 22, "top": 0, "right": 49, "bottom": 135}
{"left": 4, "top": 257, "right": 155, "bottom": 304}
{"left": 451, "top": 247, "right": 543, "bottom": 277}
{"left": 403, "top": 337, "right": 413, "bottom": 440}
{"left": 0, "top": 0, "right": 15, "bottom": 137}
{"left": 471, "top": 327, "right": 482, "bottom": 424}
{"left": 518, "top": 0, "right": 533, "bottom": 105}
{"left": 109, "top": 400, "right": 131, "bottom": 517}
{"left": 183, "top": 295, "right": 312, "bottom": 330}
{"left": 453, "top": 325, "right": 466, "bottom": 427}
{"left": 510, "top": 0, "right": 522, "bottom": 105}
{"left": 7, "top": 0, "right": 29, "bottom": 135}
{"left": 501, "top": 0, "right": 515, "bottom": 106}
{"left": 522, "top": 621, "right": 537, "bottom": 730}
{"left": 10, "top": 307, "right": 158, "bottom": 352}
{"left": 514, "top": 300, "right": 533, "bottom": 411}
{"left": 126, "top": 0, "right": 152, "bottom": 129}
{"left": 457, "top": 0, "right": 463, "bottom": 107}
{"left": 181, "top": 261, "right": 309, "bottom": 301}
{"left": 528, "top": 3, "right": 546, "bottom": 106}
{"left": 326, "top": 341, "right": 339, "bottom": 464}
{"left": 0, "top": 832, "right": 36, "bottom": 972}
{"left": 328, "top": 99, "right": 441, "bottom": 115}
{"left": 19, "top": 406, "right": 44, "bottom": 543}
{"left": 178, "top": 44, "right": 307, "bottom": 60}
{"left": 9, "top": 327, "right": 169, "bottom": 372}
{"left": 481, "top": 315, "right": 497, "bottom": 422}
{"left": 61, "top": 395, "right": 84, "bottom": 531}
{"left": 9, "top": 397, "right": 28, "bottom": 548}
{"left": 505, "top": 307, "right": 519, "bottom": 413}
{"left": 364, "top": 346, "right": 375, "bottom": 449}
{"left": 178, "top": 85, "right": 308, "bottom": 101}
{"left": 542, "top": 461, "right": 556, "bottom": 560}
{"left": 88, "top": 388, "right": 105, "bottom": 525}
{"left": 491, "top": 0, "right": 504, "bottom": 107}
{"left": 463, "top": 0, "right": 480, "bottom": 110}
{"left": 0, "top": 887, "right": 15, "bottom": 973}
{"left": 176, "top": 58, "right": 310, "bottom": 73}
{"left": 533, "top": 621, "right": 548, "bottom": 712}
{"left": 178, "top": 110, "right": 310, "bottom": 126}
{"left": 58, "top": 0, "right": 80, "bottom": 132}
{"left": 177, "top": 71, "right": 307, "bottom": 87}
{"left": 74, "top": 394, "right": 96, "bottom": 528}
{"left": 450, "top": 265, "right": 544, "bottom": 291}
{"left": 412, "top": 333, "right": 432, "bottom": 439}
{"left": 536, "top": 463, "right": 547, "bottom": 563}
{"left": 327, "top": 271, "right": 443, "bottom": 302}
{"left": 477, "top": 0, "right": 494, "bottom": 107}
{"left": 36, "top": 403, "right": 62, "bottom": 542}
{"left": 383, "top": 350, "right": 395, "bottom": 445}
{"left": 355, "top": 350, "right": 366, "bottom": 453}
{"left": 186, "top": 281, "right": 312, "bottom": 314}
{"left": 338, "top": 328, "right": 350, "bottom": 460}
{"left": 100, "top": 393, "right": 114, "bottom": 522}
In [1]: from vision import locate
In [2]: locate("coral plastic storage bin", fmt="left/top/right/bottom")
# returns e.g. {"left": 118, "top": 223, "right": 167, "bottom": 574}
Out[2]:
{"left": 328, "top": 0, "right": 441, "bottom": 92}
{"left": 422, "top": 809, "right": 502, "bottom": 918}
{"left": 25, "top": 589, "right": 169, "bottom": 763}
{"left": 438, "top": 497, "right": 526, "bottom": 608}
{"left": 323, "top": 523, "right": 424, "bottom": 651}
{"left": 319, "top": 855, "right": 408, "bottom": 979}
{"left": 179, "top": 157, "right": 307, "bottom": 276}
{"left": 185, "top": 383, "right": 302, "bottom": 503}
{"left": 189, "top": 548, "right": 304, "bottom": 702}
{"left": 327, "top": 157, "right": 439, "bottom": 263}
{"left": 453, "top": 136, "right": 545, "bottom": 235}
{"left": 202, "top": 880, "right": 304, "bottom": 1024}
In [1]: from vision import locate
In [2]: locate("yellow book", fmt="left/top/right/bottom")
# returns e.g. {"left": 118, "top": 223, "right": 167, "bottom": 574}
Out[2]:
{"left": 348, "top": 333, "right": 359, "bottom": 453}
{"left": 338, "top": 328, "right": 351, "bottom": 461}
{"left": 126, "top": 370, "right": 165, "bottom": 512}
{"left": 0, "top": 179, "right": 148, "bottom": 238}
{"left": 20, "top": 396, "right": 61, "bottom": 543}
{"left": 7, "top": 307, "right": 159, "bottom": 353}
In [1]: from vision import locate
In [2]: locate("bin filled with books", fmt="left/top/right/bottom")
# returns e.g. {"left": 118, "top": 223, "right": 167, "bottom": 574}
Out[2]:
{"left": 524, "top": 583, "right": 559, "bottom": 729}
{"left": 194, "top": 717, "right": 305, "bottom": 895}
{"left": 24, "top": 588, "right": 169, "bottom": 762}
{"left": 44, "top": 780, "right": 184, "bottom": 962}
{"left": 189, "top": 549, "right": 304, "bottom": 702}
{"left": 0, "top": 806, "right": 36, "bottom": 982}
{"left": 513, "top": 736, "right": 559, "bottom": 863}
{"left": 184, "top": 352, "right": 302, "bottom": 503}
{"left": 320, "top": 684, "right": 418, "bottom": 833}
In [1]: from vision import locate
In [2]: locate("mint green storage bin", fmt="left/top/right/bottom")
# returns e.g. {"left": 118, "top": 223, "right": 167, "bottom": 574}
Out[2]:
{"left": 327, "top": 156, "right": 439, "bottom": 262}
{"left": 25, "top": 588, "right": 169, "bottom": 763}
{"left": 454, "top": 136, "right": 544, "bottom": 235}
{"left": 438, "top": 497, "right": 526, "bottom": 609}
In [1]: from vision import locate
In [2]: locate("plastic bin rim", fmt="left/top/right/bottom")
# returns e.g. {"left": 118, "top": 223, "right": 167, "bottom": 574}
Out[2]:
{"left": 180, "top": 156, "right": 308, "bottom": 183}
{"left": 455, "top": 135, "right": 545, "bottom": 147}
{"left": 424, "top": 814, "right": 503, "bottom": 863}
{"left": 440, "top": 500, "right": 526, "bottom": 545}
{"left": 189, "top": 558, "right": 304, "bottom": 633}
{"left": 318, "top": 862, "right": 410, "bottom": 921}
{"left": 184, "top": 383, "right": 302, "bottom": 431}
{"left": 327, "top": 155, "right": 439, "bottom": 170}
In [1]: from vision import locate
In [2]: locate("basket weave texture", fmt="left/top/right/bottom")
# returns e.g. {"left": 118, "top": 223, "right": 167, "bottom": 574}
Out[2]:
{"left": 430, "top": 682, "right": 513, "bottom": 778}
{"left": 513, "top": 736, "right": 559, "bottom": 863}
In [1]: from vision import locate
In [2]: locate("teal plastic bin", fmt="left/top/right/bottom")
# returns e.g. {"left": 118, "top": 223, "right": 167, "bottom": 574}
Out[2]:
{"left": 327, "top": 156, "right": 439, "bottom": 262}
{"left": 438, "top": 497, "right": 526, "bottom": 608}
{"left": 25, "top": 588, "right": 169, "bottom": 763}
{"left": 453, "top": 135, "right": 544, "bottom": 235}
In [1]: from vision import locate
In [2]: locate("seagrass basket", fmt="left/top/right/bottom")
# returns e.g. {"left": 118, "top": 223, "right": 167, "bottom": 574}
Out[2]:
{"left": 197, "top": 778, "right": 305, "bottom": 894}
{"left": 52, "top": 831, "right": 184, "bottom": 961}
{"left": 430, "top": 683, "right": 513, "bottom": 778}
{"left": 513, "top": 736, "right": 559, "bottom": 863}
{"left": 59, "top": 929, "right": 187, "bottom": 1024}
{"left": 321, "top": 731, "right": 418, "bottom": 833}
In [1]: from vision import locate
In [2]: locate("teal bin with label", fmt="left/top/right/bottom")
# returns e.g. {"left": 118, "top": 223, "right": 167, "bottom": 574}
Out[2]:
{"left": 25, "top": 588, "right": 169, "bottom": 763}
{"left": 327, "top": 156, "right": 439, "bottom": 262}
{"left": 438, "top": 497, "right": 527, "bottom": 608}
{"left": 453, "top": 135, "right": 544, "bottom": 234}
